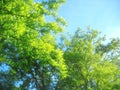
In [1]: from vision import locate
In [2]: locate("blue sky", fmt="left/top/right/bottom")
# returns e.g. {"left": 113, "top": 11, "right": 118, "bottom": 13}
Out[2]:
{"left": 58, "top": 0, "right": 120, "bottom": 39}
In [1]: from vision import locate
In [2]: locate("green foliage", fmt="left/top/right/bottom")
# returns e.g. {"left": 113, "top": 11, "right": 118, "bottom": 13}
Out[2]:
{"left": 1, "top": 0, "right": 120, "bottom": 90}
{"left": 0, "top": 0, "right": 67, "bottom": 89}
{"left": 56, "top": 28, "right": 120, "bottom": 90}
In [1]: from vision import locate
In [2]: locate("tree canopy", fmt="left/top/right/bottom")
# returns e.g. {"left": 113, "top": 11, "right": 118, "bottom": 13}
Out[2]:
{"left": 56, "top": 28, "right": 120, "bottom": 90}
{"left": 0, "top": 0, "right": 67, "bottom": 90}
{"left": 0, "top": 0, "right": 120, "bottom": 90}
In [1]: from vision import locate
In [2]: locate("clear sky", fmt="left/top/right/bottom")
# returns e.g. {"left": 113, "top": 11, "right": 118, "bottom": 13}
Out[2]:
{"left": 58, "top": 0, "right": 120, "bottom": 39}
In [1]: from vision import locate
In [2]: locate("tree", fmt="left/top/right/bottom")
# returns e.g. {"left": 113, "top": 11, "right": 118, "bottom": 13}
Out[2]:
{"left": 56, "top": 28, "right": 120, "bottom": 90}
{"left": 0, "top": 0, "right": 67, "bottom": 89}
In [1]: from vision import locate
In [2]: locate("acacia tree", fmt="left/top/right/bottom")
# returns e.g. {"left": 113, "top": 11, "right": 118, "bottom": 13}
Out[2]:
{"left": 56, "top": 28, "right": 120, "bottom": 90}
{"left": 0, "top": 0, "right": 67, "bottom": 89}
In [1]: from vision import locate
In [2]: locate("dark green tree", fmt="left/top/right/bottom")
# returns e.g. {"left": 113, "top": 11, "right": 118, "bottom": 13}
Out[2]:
{"left": 56, "top": 28, "right": 120, "bottom": 90}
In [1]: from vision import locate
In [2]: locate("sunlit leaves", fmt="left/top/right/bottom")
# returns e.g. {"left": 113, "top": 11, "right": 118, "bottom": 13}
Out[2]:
{"left": 0, "top": 0, "right": 67, "bottom": 89}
